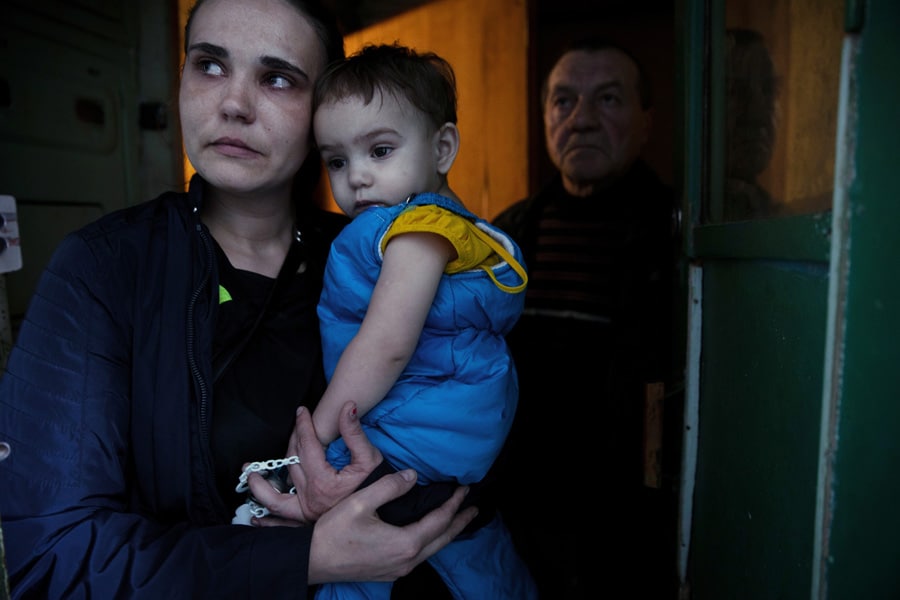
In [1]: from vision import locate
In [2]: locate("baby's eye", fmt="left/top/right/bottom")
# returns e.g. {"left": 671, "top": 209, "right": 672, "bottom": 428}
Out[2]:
{"left": 325, "top": 157, "right": 346, "bottom": 171}
{"left": 372, "top": 145, "right": 393, "bottom": 159}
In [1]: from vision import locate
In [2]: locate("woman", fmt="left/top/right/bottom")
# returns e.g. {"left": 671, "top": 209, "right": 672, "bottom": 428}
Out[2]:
{"left": 0, "top": 0, "right": 475, "bottom": 597}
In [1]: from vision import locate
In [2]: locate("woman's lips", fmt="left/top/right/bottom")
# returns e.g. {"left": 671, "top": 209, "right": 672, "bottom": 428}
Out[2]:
{"left": 211, "top": 137, "right": 260, "bottom": 158}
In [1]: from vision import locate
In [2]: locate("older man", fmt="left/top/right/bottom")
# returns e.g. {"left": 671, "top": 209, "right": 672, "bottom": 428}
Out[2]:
{"left": 494, "top": 37, "right": 678, "bottom": 598}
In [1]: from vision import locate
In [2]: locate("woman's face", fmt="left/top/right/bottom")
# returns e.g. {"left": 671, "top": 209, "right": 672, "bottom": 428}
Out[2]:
{"left": 179, "top": 0, "right": 327, "bottom": 198}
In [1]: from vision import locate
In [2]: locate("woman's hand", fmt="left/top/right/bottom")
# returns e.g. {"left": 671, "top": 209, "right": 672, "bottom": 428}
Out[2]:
{"left": 247, "top": 400, "right": 478, "bottom": 583}
{"left": 307, "top": 469, "right": 477, "bottom": 584}
{"left": 248, "top": 401, "right": 382, "bottom": 524}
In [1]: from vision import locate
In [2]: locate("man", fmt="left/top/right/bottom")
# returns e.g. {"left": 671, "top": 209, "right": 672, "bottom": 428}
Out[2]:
{"left": 493, "top": 37, "right": 678, "bottom": 597}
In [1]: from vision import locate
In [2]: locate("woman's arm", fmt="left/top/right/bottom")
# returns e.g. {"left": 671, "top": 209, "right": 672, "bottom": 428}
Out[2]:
{"left": 311, "top": 231, "right": 455, "bottom": 444}
{"left": 0, "top": 232, "right": 314, "bottom": 598}
{"left": 248, "top": 401, "right": 478, "bottom": 584}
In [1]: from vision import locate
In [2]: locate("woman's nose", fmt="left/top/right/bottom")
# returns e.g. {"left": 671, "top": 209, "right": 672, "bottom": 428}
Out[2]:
{"left": 220, "top": 77, "right": 255, "bottom": 122}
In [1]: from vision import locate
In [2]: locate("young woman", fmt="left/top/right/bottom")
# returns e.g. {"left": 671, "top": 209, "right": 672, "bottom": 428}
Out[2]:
{"left": 0, "top": 1, "right": 475, "bottom": 597}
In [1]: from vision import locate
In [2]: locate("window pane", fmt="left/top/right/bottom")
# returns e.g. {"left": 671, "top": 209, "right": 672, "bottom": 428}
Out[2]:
{"left": 717, "top": 0, "right": 843, "bottom": 222}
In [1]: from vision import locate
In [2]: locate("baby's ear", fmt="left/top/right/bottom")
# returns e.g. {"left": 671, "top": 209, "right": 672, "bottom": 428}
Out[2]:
{"left": 433, "top": 122, "right": 460, "bottom": 175}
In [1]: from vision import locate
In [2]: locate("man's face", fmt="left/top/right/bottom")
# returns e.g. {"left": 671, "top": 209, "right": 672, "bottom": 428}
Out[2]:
{"left": 543, "top": 48, "right": 651, "bottom": 196}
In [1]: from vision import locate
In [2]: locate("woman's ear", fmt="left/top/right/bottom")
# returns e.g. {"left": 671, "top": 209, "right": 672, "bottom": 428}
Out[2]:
{"left": 433, "top": 122, "right": 460, "bottom": 175}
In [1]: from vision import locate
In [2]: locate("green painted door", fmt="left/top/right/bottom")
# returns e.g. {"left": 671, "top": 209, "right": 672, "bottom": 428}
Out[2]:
{"left": 679, "top": 0, "right": 900, "bottom": 598}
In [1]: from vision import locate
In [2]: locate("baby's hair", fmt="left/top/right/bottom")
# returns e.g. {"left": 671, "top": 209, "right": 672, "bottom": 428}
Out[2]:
{"left": 314, "top": 42, "right": 458, "bottom": 129}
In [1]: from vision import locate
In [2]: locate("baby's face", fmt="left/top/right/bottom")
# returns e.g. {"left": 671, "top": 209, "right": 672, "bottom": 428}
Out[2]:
{"left": 314, "top": 90, "right": 443, "bottom": 218}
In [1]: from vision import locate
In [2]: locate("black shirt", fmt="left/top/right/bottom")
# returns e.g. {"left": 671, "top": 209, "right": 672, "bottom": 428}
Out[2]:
{"left": 209, "top": 236, "right": 328, "bottom": 510}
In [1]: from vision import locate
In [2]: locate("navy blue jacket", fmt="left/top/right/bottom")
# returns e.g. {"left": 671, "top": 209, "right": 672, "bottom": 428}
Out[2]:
{"left": 0, "top": 177, "right": 344, "bottom": 599}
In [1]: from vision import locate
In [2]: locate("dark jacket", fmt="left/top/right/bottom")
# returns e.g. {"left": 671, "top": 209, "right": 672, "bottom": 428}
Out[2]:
{"left": 493, "top": 158, "right": 677, "bottom": 484}
{"left": 491, "top": 160, "right": 679, "bottom": 598}
{"left": 0, "top": 176, "right": 344, "bottom": 599}
{"left": 494, "top": 159, "right": 675, "bottom": 292}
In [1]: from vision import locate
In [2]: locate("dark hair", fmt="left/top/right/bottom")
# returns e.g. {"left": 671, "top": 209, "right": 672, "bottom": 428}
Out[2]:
{"left": 542, "top": 37, "right": 653, "bottom": 110}
{"left": 314, "top": 42, "right": 458, "bottom": 129}
{"left": 184, "top": 0, "right": 345, "bottom": 66}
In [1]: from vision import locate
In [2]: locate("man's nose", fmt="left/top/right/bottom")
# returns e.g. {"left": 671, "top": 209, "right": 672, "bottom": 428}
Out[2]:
{"left": 569, "top": 97, "right": 601, "bottom": 127}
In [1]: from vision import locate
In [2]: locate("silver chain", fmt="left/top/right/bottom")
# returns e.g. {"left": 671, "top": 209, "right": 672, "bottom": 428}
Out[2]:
{"left": 235, "top": 455, "right": 301, "bottom": 492}
{"left": 234, "top": 455, "right": 301, "bottom": 519}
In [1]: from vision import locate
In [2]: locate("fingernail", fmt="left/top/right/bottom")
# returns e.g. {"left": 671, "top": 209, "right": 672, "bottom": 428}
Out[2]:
{"left": 400, "top": 469, "right": 415, "bottom": 481}
{"left": 296, "top": 406, "right": 305, "bottom": 416}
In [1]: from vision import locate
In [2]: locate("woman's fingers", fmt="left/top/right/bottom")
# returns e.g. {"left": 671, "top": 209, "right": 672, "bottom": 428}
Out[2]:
{"left": 284, "top": 402, "right": 382, "bottom": 520}
{"left": 307, "top": 469, "right": 478, "bottom": 585}
{"left": 244, "top": 471, "right": 308, "bottom": 524}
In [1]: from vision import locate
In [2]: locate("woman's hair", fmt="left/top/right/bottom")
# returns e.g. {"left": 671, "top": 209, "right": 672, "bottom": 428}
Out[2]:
{"left": 184, "top": 0, "right": 345, "bottom": 66}
{"left": 314, "top": 42, "right": 458, "bottom": 130}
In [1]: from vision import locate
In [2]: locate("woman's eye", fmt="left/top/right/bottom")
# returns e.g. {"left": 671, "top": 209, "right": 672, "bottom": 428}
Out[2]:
{"left": 197, "top": 58, "right": 224, "bottom": 76}
{"left": 265, "top": 73, "right": 293, "bottom": 90}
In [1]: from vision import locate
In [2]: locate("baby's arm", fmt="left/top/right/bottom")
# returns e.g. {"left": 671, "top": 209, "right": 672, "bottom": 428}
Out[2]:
{"left": 312, "top": 231, "right": 455, "bottom": 445}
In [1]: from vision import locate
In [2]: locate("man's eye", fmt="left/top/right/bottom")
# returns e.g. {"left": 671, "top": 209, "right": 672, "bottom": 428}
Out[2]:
{"left": 552, "top": 96, "right": 573, "bottom": 110}
{"left": 599, "top": 93, "right": 622, "bottom": 106}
